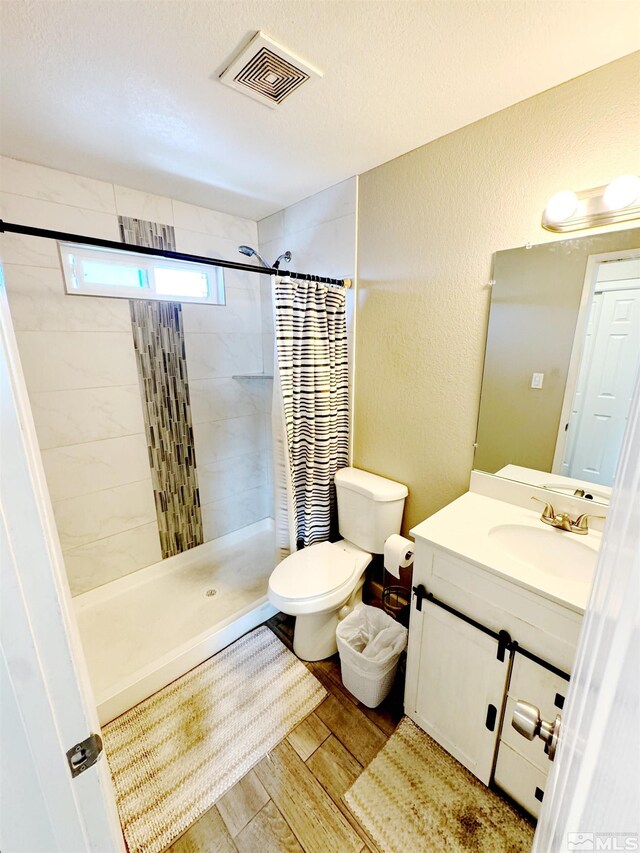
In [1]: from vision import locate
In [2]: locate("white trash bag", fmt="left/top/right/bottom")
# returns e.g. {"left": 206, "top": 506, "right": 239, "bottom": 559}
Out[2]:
{"left": 336, "top": 604, "right": 408, "bottom": 708}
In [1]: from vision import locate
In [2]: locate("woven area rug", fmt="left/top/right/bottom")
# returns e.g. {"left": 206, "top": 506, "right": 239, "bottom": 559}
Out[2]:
{"left": 344, "top": 717, "right": 535, "bottom": 853}
{"left": 102, "top": 626, "right": 326, "bottom": 853}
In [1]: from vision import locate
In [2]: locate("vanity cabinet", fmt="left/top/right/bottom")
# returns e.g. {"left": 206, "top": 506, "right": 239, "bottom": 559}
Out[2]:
{"left": 405, "top": 532, "right": 581, "bottom": 818}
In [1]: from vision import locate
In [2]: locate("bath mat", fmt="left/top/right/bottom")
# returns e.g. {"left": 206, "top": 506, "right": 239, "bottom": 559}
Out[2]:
{"left": 344, "top": 717, "right": 535, "bottom": 853}
{"left": 102, "top": 626, "right": 326, "bottom": 853}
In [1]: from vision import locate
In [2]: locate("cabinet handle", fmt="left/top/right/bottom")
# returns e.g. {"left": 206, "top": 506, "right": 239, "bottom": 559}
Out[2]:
{"left": 485, "top": 704, "right": 497, "bottom": 732}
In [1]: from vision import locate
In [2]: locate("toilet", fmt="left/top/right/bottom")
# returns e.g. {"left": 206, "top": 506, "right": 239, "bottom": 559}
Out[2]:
{"left": 268, "top": 467, "right": 408, "bottom": 661}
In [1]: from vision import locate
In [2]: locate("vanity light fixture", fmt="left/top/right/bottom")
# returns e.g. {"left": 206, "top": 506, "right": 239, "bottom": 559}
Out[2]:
{"left": 542, "top": 174, "right": 640, "bottom": 232}
{"left": 603, "top": 174, "right": 640, "bottom": 211}
{"left": 543, "top": 190, "right": 579, "bottom": 225}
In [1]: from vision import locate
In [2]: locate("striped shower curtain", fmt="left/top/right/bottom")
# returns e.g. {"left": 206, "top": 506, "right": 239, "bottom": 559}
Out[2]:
{"left": 272, "top": 276, "right": 349, "bottom": 556}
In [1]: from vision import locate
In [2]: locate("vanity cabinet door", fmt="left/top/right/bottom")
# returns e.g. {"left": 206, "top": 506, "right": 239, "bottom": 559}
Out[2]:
{"left": 406, "top": 600, "right": 509, "bottom": 785}
{"left": 493, "top": 652, "right": 570, "bottom": 817}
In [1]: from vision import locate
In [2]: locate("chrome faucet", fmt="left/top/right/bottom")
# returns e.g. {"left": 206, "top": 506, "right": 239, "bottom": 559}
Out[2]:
{"left": 531, "top": 497, "right": 605, "bottom": 535}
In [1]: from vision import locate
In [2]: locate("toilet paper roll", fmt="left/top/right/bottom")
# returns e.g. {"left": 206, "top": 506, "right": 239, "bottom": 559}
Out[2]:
{"left": 384, "top": 534, "right": 414, "bottom": 580}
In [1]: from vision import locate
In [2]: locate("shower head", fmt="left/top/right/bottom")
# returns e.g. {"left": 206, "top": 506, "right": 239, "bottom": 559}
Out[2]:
{"left": 238, "top": 245, "right": 270, "bottom": 269}
{"left": 273, "top": 251, "right": 292, "bottom": 269}
{"left": 238, "top": 245, "right": 293, "bottom": 271}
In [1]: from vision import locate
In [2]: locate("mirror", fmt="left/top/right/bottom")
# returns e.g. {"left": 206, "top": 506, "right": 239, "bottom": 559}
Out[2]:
{"left": 475, "top": 228, "right": 640, "bottom": 505}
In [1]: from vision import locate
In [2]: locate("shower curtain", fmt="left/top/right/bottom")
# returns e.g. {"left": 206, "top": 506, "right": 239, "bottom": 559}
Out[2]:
{"left": 271, "top": 276, "right": 349, "bottom": 559}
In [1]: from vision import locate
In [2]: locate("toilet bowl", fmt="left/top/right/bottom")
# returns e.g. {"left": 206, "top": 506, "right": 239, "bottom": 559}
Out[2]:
{"left": 269, "top": 540, "right": 372, "bottom": 660}
{"left": 268, "top": 467, "right": 408, "bottom": 661}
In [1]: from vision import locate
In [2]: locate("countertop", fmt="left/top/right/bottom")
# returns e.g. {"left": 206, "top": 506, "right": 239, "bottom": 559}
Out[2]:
{"left": 410, "top": 492, "right": 601, "bottom": 614}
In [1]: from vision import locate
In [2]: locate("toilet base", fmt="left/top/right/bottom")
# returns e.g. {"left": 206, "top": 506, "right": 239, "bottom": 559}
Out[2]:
{"left": 293, "top": 611, "right": 339, "bottom": 661}
{"left": 292, "top": 579, "right": 364, "bottom": 661}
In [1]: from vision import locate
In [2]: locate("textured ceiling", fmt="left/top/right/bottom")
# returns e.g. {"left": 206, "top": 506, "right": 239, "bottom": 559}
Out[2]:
{"left": 0, "top": 1, "right": 638, "bottom": 220}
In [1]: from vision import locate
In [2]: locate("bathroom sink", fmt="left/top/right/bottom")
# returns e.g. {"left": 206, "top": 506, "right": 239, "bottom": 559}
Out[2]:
{"left": 541, "top": 483, "right": 611, "bottom": 506}
{"left": 411, "top": 490, "right": 603, "bottom": 612}
{"left": 488, "top": 523, "right": 598, "bottom": 582}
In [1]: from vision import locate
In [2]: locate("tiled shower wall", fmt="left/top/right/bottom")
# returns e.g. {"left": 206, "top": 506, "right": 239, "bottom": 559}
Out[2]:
{"left": 258, "top": 177, "right": 358, "bottom": 281}
{"left": 0, "top": 156, "right": 271, "bottom": 595}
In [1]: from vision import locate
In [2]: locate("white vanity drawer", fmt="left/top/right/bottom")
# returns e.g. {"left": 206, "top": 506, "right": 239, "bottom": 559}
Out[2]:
{"left": 494, "top": 741, "right": 546, "bottom": 819}
{"left": 509, "top": 653, "right": 568, "bottom": 715}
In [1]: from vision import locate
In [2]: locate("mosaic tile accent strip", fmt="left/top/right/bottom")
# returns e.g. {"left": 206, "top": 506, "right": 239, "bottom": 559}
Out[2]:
{"left": 121, "top": 216, "right": 204, "bottom": 558}
{"left": 119, "top": 216, "right": 176, "bottom": 251}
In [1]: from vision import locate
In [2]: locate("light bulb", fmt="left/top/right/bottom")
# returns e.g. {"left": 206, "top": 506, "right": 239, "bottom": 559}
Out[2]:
{"left": 603, "top": 174, "right": 640, "bottom": 210}
{"left": 544, "top": 190, "right": 579, "bottom": 224}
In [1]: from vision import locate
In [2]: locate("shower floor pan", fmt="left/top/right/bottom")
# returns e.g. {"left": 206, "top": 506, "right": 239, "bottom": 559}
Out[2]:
{"left": 74, "top": 519, "right": 278, "bottom": 724}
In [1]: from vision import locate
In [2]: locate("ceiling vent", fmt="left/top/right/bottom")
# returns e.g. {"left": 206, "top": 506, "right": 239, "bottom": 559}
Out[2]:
{"left": 219, "top": 32, "right": 322, "bottom": 109}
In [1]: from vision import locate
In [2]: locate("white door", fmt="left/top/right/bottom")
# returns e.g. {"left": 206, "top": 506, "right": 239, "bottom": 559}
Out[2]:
{"left": 560, "top": 291, "right": 603, "bottom": 477}
{"left": 564, "top": 285, "right": 640, "bottom": 485}
{"left": 0, "top": 279, "right": 123, "bottom": 852}
{"left": 407, "top": 601, "right": 509, "bottom": 785}
{"left": 533, "top": 373, "right": 640, "bottom": 850}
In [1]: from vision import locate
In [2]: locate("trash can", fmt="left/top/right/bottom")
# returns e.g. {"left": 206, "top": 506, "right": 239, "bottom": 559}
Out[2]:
{"left": 336, "top": 603, "right": 408, "bottom": 708}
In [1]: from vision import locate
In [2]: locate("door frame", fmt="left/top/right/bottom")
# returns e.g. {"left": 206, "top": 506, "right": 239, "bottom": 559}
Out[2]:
{"left": 552, "top": 248, "right": 640, "bottom": 475}
{"left": 0, "top": 272, "right": 124, "bottom": 851}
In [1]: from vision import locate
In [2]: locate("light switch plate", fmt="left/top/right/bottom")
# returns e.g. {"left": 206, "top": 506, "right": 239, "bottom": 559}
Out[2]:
{"left": 531, "top": 373, "right": 544, "bottom": 389}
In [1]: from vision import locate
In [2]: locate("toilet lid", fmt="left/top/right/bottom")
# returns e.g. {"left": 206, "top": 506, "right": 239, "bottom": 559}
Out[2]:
{"left": 270, "top": 542, "right": 357, "bottom": 600}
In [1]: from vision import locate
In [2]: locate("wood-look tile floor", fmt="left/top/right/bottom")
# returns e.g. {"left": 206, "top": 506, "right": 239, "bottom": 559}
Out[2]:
{"left": 165, "top": 615, "right": 403, "bottom": 853}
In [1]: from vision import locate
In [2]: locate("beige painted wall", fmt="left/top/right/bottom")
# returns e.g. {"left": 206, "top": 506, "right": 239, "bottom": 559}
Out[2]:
{"left": 354, "top": 52, "right": 640, "bottom": 534}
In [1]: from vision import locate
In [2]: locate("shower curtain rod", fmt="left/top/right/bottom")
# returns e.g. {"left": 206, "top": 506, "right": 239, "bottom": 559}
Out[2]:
{"left": 0, "top": 220, "right": 352, "bottom": 289}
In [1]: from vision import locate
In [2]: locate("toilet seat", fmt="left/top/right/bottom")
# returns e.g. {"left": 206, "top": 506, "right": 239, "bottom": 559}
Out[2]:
{"left": 268, "top": 540, "right": 371, "bottom": 615}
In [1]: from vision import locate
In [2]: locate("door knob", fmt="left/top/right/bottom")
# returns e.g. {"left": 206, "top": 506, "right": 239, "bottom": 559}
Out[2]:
{"left": 512, "top": 700, "right": 561, "bottom": 761}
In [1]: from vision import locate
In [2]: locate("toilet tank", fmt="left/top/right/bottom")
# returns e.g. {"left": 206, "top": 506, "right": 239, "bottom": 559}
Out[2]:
{"left": 335, "top": 467, "right": 408, "bottom": 554}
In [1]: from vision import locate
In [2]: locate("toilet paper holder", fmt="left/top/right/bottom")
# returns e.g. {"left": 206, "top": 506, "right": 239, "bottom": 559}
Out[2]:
{"left": 382, "top": 584, "right": 410, "bottom": 623}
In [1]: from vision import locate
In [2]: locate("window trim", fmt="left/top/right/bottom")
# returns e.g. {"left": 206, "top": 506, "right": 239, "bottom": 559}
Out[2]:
{"left": 58, "top": 242, "right": 226, "bottom": 305}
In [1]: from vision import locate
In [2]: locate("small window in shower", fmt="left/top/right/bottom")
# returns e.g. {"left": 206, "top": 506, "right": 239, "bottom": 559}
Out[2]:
{"left": 59, "top": 243, "right": 225, "bottom": 305}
